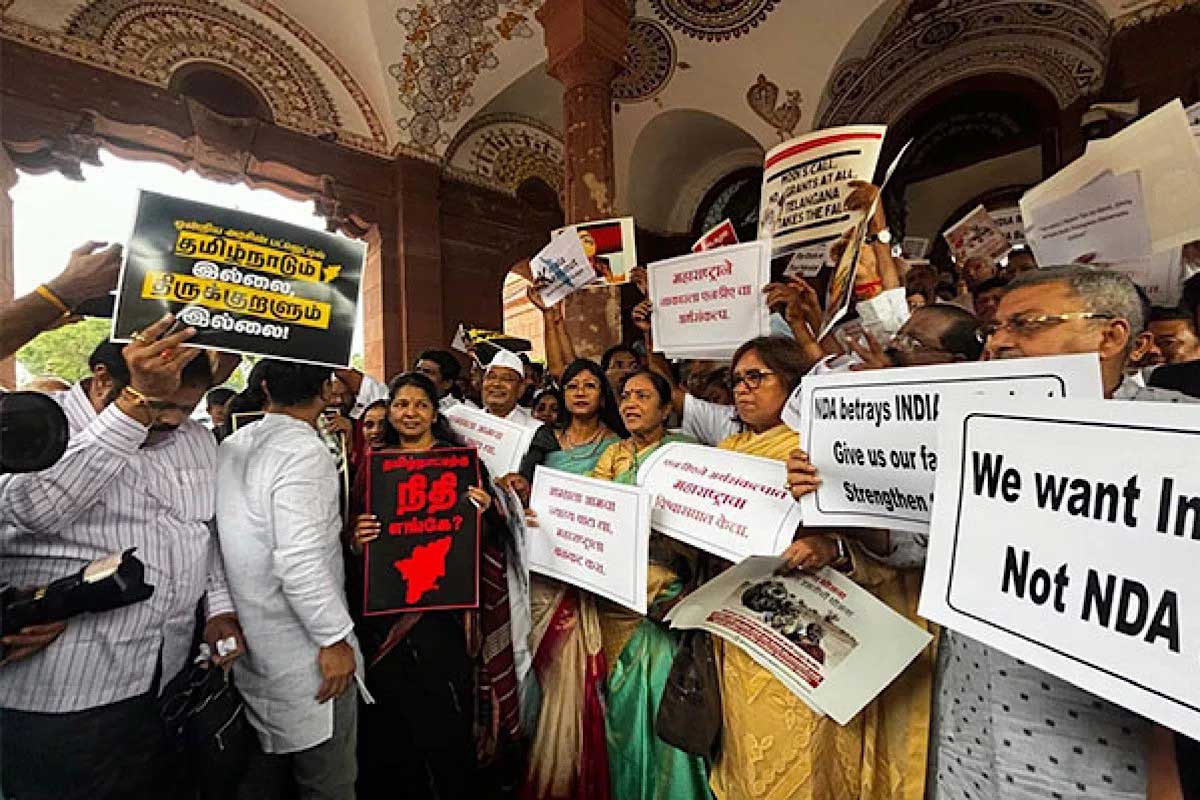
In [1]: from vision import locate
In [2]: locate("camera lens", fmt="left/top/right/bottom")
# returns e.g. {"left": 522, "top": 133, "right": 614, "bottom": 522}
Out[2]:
{"left": 0, "top": 392, "right": 70, "bottom": 473}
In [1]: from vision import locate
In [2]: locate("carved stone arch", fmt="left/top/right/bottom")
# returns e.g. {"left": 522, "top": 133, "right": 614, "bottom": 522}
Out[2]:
{"left": 61, "top": 0, "right": 338, "bottom": 136}
{"left": 445, "top": 114, "right": 565, "bottom": 199}
{"left": 817, "top": 0, "right": 1111, "bottom": 128}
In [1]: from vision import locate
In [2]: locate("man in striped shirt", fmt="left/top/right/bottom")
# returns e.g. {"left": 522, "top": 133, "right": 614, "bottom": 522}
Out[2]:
{"left": 0, "top": 315, "right": 244, "bottom": 800}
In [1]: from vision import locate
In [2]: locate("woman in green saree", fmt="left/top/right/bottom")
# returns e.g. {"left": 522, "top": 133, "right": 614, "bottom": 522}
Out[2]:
{"left": 523, "top": 359, "right": 624, "bottom": 800}
{"left": 590, "top": 370, "right": 713, "bottom": 800}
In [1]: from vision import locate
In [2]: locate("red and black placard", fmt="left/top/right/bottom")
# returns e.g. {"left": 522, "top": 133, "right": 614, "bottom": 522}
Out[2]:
{"left": 363, "top": 447, "right": 481, "bottom": 615}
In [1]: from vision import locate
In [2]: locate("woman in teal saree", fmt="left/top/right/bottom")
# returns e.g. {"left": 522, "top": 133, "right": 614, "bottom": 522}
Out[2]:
{"left": 523, "top": 359, "right": 624, "bottom": 800}
{"left": 590, "top": 370, "right": 713, "bottom": 800}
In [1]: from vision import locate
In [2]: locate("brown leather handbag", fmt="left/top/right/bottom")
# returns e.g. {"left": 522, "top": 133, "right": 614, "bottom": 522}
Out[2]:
{"left": 655, "top": 629, "right": 723, "bottom": 760}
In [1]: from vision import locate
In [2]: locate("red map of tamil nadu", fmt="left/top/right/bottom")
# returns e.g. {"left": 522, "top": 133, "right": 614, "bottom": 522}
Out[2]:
{"left": 394, "top": 536, "right": 453, "bottom": 604}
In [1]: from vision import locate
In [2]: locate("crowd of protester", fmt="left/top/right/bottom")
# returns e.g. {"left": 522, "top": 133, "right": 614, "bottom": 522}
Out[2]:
{"left": 2, "top": 179, "right": 1200, "bottom": 800}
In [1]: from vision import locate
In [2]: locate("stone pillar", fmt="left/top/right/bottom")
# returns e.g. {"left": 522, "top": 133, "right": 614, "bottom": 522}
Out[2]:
{"left": 0, "top": 146, "right": 17, "bottom": 389}
{"left": 393, "top": 157, "right": 444, "bottom": 377}
{"left": 539, "top": 0, "right": 629, "bottom": 359}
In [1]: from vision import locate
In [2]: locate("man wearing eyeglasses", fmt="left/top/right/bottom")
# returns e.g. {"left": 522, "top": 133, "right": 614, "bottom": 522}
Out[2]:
{"left": 933, "top": 265, "right": 1194, "bottom": 800}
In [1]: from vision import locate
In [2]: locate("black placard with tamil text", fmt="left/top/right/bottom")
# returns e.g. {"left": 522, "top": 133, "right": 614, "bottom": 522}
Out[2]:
{"left": 113, "top": 190, "right": 364, "bottom": 367}
{"left": 364, "top": 447, "right": 482, "bottom": 615}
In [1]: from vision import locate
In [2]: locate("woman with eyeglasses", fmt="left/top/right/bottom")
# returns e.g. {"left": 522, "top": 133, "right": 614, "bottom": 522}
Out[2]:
{"left": 523, "top": 359, "right": 626, "bottom": 800}
{"left": 707, "top": 336, "right": 932, "bottom": 800}
{"left": 584, "top": 369, "right": 712, "bottom": 800}
{"left": 345, "top": 372, "right": 521, "bottom": 800}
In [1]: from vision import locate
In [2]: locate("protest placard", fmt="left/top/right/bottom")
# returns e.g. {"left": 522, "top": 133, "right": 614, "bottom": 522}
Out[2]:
{"left": 532, "top": 228, "right": 595, "bottom": 307}
{"left": 551, "top": 217, "right": 637, "bottom": 285}
{"left": 989, "top": 204, "right": 1028, "bottom": 248}
{"left": 791, "top": 355, "right": 1103, "bottom": 532}
{"left": 667, "top": 556, "right": 931, "bottom": 724}
{"left": 1023, "top": 170, "right": 1152, "bottom": 266}
{"left": 818, "top": 215, "right": 869, "bottom": 339}
{"left": 648, "top": 240, "right": 771, "bottom": 360}
{"left": 443, "top": 403, "right": 537, "bottom": 478}
{"left": 943, "top": 205, "right": 1012, "bottom": 266}
{"left": 1104, "top": 247, "right": 1185, "bottom": 307}
{"left": 635, "top": 442, "right": 801, "bottom": 563}
{"left": 363, "top": 448, "right": 481, "bottom": 615}
{"left": 113, "top": 190, "right": 364, "bottom": 367}
{"left": 528, "top": 466, "right": 651, "bottom": 614}
{"left": 1022, "top": 100, "right": 1200, "bottom": 255}
{"left": 692, "top": 219, "right": 739, "bottom": 252}
{"left": 920, "top": 396, "right": 1200, "bottom": 740}
{"left": 757, "top": 126, "right": 885, "bottom": 268}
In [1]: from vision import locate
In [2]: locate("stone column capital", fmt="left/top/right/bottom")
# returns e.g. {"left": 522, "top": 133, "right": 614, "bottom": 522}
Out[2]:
{"left": 538, "top": 0, "right": 629, "bottom": 88}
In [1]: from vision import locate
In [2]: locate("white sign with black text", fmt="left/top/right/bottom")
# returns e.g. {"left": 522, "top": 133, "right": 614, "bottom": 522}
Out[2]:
{"left": 920, "top": 396, "right": 1200, "bottom": 740}
{"left": 790, "top": 355, "right": 1104, "bottom": 532}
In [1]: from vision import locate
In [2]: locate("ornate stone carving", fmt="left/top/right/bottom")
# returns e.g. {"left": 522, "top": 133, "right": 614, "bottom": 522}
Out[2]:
{"left": 746, "top": 74, "right": 802, "bottom": 141}
{"left": 388, "top": 0, "right": 540, "bottom": 154}
{"left": 819, "top": 0, "right": 1110, "bottom": 127}
{"left": 649, "top": 0, "right": 780, "bottom": 41}
{"left": 446, "top": 114, "right": 564, "bottom": 195}
{"left": 613, "top": 17, "right": 677, "bottom": 102}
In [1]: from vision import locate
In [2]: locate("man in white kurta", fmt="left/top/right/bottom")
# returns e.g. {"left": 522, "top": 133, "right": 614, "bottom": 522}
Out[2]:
{"left": 215, "top": 361, "right": 364, "bottom": 799}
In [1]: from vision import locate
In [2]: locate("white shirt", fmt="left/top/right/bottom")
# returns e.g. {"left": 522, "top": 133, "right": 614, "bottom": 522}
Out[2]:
{"left": 502, "top": 403, "right": 540, "bottom": 430}
{"left": 0, "top": 384, "right": 232, "bottom": 713}
{"left": 215, "top": 413, "right": 363, "bottom": 754}
{"left": 349, "top": 373, "right": 388, "bottom": 419}
{"left": 681, "top": 394, "right": 740, "bottom": 445}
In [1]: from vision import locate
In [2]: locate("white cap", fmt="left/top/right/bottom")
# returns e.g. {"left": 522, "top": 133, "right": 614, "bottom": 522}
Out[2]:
{"left": 485, "top": 348, "right": 525, "bottom": 376}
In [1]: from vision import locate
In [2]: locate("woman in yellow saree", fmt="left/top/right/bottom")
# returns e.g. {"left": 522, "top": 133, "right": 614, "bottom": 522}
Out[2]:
{"left": 709, "top": 337, "right": 933, "bottom": 800}
{"left": 591, "top": 370, "right": 712, "bottom": 800}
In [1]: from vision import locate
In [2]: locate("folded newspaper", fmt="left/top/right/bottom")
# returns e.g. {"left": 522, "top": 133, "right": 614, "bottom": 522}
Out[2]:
{"left": 667, "top": 556, "right": 931, "bottom": 724}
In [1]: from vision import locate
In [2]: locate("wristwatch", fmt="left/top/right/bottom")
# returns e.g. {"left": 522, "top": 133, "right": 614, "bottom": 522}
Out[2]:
{"left": 832, "top": 538, "right": 853, "bottom": 573}
{"left": 864, "top": 228, "right": 893, "bottom": 246}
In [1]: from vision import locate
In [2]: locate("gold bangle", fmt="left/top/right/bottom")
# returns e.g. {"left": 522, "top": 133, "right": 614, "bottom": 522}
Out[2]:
{"left": 35, "top": 284, "right": 72, "bottom": 316}
{"left": 121, "top": 384, "right": 163, "bottom": 405}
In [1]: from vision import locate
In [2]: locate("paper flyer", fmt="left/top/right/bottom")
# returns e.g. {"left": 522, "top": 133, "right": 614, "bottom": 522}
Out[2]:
{"left": 668, "top": 556, "right": 931, "bottom": 725}
{"left": 757, "top": 125, "right": 886, "bottom": 267}
{"left": 532, "top": 228, "right": 596, "bottom": 307}
{"left": 551, "top": 217, "right": 637, "bottom": 286}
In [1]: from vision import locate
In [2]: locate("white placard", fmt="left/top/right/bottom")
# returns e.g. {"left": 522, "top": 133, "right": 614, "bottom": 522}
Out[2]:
{"left": 920, "top": 396, "right": 1200, "bottom": 740}
{"left": 989, "top": 205, "right": 1027, "bottom": 247}
{"left": 1022, "top": 100, "right": 1200, "bottom": 256}
{"left": 793, "top": 355, "right": 1104, "bottom": 532}
{"left": 443, "top": 404, "right": 536, "bottom": 478}
{"left": 943, "top": 204, "right": 1011, "bottom": 265}
{"left": 758, "top": 126, "right": 885, "bottom": 264}
{"left": 532, "top": 228, "right": 595, "bottom": 307}
{"left": 648, "top": 241, "right": 771, "bottom": 360}
{"left": 636, "top": 442, "right": 801, "bottom": 563}
{"left": 1106, "top": 247, "right": 1185, "bottom": 307}
{"left": 528, "top": 466, "right": 651, "bottom": 614}
{"left": 668, "top": 556, "right": 932, "bottom": 724}
{"left": 1023, "top": 170, "right": 1152, "bottom": 266}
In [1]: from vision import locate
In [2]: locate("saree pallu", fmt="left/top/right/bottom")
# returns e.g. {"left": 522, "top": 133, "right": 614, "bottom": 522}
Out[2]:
{"left": 523, "top": 439, "right": 618, "bottom": 800}
{"left": 592, "top": 436, "right": 714, "bottom": 800}
{"left": 708, "top": 425, "right": 933, "bottom": 800}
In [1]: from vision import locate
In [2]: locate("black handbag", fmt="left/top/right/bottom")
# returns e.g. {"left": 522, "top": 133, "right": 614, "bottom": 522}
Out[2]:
{"left": 655, "top": 629, "right": 722, "bottom": 761}
{"left": 160, "top": 662, "right": 251, "bottom": 796}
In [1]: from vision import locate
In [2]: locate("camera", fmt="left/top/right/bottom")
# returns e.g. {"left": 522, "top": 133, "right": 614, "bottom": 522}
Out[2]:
{"left": 0, "top": 549, "right": 155, "bottom": 643}
{"left": 0, "top": 391, "right": 70, "bottom": 474}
